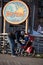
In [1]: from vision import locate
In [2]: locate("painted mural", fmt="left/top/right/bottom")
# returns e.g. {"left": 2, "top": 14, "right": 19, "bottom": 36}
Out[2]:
{"left": 3, "top": 1, "right": 29, "bottom": 24}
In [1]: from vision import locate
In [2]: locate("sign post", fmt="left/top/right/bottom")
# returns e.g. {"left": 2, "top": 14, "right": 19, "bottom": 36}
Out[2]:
{"left": 25, "top": 17, "right": 28, "bottom": 34}
{"left": 3, "top": 19, "right": 6, "bottom": 33}
{"left": 3, "top": 0, "right": 29, "bottom": 34}
{"left": 3, "top": 1, "right": 29, "bottom": 34}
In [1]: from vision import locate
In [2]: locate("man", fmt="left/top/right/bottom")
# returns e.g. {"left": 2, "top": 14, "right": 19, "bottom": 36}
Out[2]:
{"left": 37, "top": 25, "right": 43, "bottom": 34}
{"left": 7, "top": 32, "right": 16, "bottom": 55}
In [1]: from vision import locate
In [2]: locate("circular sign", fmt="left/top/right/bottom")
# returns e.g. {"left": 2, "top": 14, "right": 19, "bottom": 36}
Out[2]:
{"left": 3, "top": 1, "right": 29, "bottom": 24}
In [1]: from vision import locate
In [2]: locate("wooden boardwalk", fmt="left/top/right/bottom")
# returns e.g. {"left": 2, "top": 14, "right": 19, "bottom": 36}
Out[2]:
{"left": 0, "top": 54, "right": 43, "bottom": 65}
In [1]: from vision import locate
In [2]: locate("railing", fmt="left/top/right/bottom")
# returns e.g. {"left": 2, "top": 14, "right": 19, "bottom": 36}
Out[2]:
{"left": 0, "top": 33, "right": 11, "bottom": 54}
{"left": 30, "top": 34, "right": 43, "bottom": 54}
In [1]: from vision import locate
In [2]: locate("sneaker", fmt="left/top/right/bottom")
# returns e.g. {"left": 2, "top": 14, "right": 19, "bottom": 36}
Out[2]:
{"left": 11, "top": 55, "right": 16, "bottom": 57}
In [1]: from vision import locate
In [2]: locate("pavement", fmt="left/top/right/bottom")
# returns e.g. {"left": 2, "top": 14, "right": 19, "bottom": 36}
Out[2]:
{"left": 0, "top": 54, "right": 43, "bottom": 65}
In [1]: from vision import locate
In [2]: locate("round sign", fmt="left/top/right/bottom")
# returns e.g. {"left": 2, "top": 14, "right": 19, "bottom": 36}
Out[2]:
{"left": 3, "top": 1, "right": 29, "bottom": 24}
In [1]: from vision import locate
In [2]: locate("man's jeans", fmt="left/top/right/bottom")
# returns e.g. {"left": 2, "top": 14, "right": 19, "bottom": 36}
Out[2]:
{"left": 7, "top": 36, "right": 15, "bottom": 55}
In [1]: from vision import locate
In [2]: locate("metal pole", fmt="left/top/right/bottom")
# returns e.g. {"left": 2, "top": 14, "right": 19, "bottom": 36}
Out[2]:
{"left": 1, "top": 0, "right": 4, "bottom": 33}
{"left": 25, "top": 18, "right": 28, "bottom": 34}
{"left": 32, "top": 4, "right": 35, "bottom": 33}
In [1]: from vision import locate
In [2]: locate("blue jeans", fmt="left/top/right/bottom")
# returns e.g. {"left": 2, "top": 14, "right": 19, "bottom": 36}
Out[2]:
{"left": 7, "top": 36, "right": 15, "bottom": 55}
